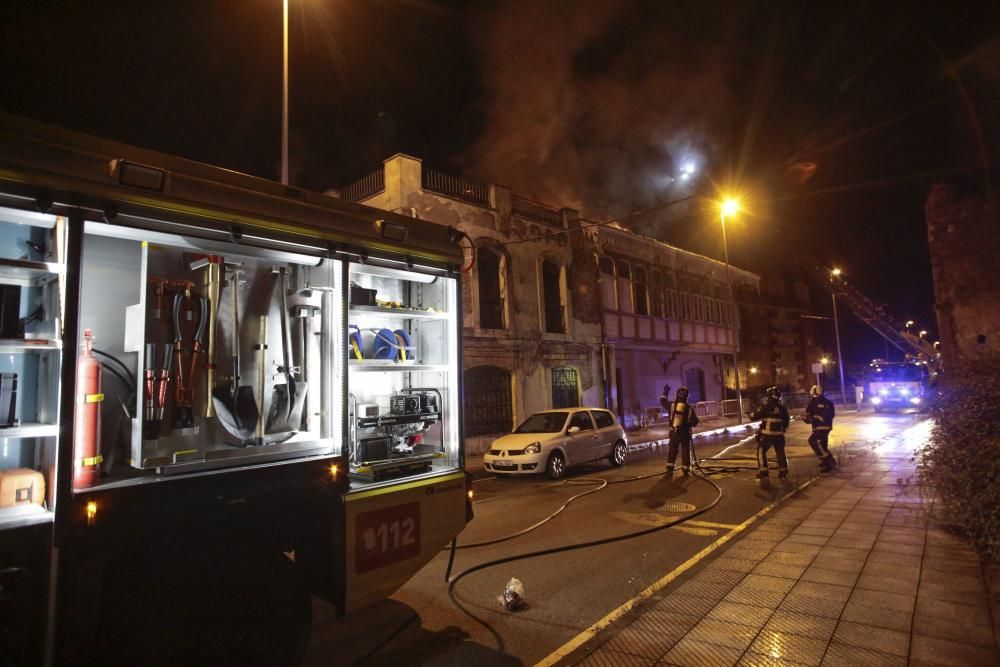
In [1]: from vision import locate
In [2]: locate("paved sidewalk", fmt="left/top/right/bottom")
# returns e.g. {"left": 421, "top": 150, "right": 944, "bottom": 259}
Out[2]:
{"left": 566, "top": 421, "right": 1000, "bottom": 666}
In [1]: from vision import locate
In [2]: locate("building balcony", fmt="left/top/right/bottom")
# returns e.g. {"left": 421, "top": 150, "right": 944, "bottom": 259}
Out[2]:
{"left": 603, "top": 309, "right": 738, "bottom": 352}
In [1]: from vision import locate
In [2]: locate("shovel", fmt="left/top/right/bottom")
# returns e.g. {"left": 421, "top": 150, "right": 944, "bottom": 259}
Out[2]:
{"left": 212, "top": 269, "right": 258, "bottom": 443}
{"left": 266, "top": 267, "right": 307, "bottom": 434}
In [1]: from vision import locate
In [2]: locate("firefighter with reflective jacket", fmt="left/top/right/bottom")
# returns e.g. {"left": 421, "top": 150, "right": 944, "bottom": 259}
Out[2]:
{"left": 665, "top": 386, "right": 699, "bottom": 476}
{"left": 749, "top": 386, "right": 790, "bottom": 481}
{"left": 805, "top": 385, "right": 837, "bottom": 472}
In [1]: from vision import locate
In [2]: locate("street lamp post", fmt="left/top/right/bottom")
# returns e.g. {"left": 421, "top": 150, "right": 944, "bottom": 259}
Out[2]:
{"left": 281, "top": 0, "right": 289, "bottom": 185}
{"left": 720, "top": 199, "right": 744, "bottom": 423}
{"left": 830, "top": 269, "right": 850, "bottom": 408}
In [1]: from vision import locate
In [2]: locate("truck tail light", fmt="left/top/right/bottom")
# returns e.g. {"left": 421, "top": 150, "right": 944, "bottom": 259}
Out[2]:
{"left": 465, "top": 472, "right": 475, "bottom": 522}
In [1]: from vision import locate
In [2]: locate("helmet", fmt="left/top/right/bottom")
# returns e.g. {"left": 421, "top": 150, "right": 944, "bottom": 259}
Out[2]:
{"left": 676, "top": 386, "right": 689, "bottom": 402}
{"left": 810, "top": 385, "right": 822, "bottom": 397}
{"left": 766, "top": 386, "right": 782, "bottom": 401}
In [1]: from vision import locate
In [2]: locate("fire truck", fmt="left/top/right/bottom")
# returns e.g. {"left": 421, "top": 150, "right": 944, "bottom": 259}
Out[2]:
{"left": 0, "top": 114, "right": 472, "bottom": 665}
{"left": 865, "top": 359, "right": 932, "bottom": 412}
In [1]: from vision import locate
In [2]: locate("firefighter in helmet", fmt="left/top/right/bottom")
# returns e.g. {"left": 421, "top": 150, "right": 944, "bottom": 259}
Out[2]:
{"left": 665, "top": 386, "right": 699, "bottom": 476}
{"left": 749, "top": 386, "right": 790, "bottom": 482}
{"left": 805, "top": 385, "right": 837, "bottom": 472}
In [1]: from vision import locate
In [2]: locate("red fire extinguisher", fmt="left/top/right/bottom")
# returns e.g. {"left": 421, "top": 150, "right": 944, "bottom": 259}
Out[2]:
{"left": 74, "top": 328, "right": 103, "bottom": 489}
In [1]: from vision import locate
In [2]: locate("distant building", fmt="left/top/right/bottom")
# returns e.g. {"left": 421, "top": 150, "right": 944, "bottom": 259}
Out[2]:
{"left": 737, "top": 275, "right": 826, "bottom": 396}
{"left": 925, "top": 184, "right": 1000, "bottom": 368}
{"left": 337, "top": 154, "right": 758, "bottom": 452}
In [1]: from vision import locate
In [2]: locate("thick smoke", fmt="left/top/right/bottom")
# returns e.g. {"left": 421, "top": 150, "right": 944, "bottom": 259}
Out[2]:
{"left": 462, "top": 0, "right": 748, "bottom": 219}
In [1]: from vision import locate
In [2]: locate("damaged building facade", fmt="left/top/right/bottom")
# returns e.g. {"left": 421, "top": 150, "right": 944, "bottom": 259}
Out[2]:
{"left": 339, "top": 155, "right": 758, "bottom": 452}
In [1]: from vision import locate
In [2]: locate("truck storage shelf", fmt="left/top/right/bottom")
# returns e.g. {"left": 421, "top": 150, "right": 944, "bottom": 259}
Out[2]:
{"left": 350, "top": 451, "right": 445, "bottom": 481}
{"left": 348, "top": 361, "right": 448, "bottom": 373}
{"left": 356, "top": 412, "right": 440, "bottom": 428}
{"left": 0, "top": 422, "right": 59, "bottom": 438}
{"left": 0, "top": 339, "right": 62, "bottom": 353}
{"left": 0, "top": 258, "right": 63, "bottom": 286}
{"left": 349, "top": 304, "right": 448, "bottom": 320}
{"left": 0, "top": 503, "right": 53, "bottom": 531}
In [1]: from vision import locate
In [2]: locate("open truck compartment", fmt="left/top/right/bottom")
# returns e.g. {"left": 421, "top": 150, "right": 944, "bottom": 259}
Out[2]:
{"left": 0, "top": 112, "right": 471, "bottom": 663}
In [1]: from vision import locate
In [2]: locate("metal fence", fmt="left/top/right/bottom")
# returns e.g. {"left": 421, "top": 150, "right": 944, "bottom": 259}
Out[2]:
{"left": 512, "top": 195, "right": 562, "bottom": 225}
{"left": 422, "top": 169, "right": 490, "bottom": 206}
{"left": 633, "top": 390, "right": 855, "bottom": 432}
{"left": 340, "top": 169, "right": 384, "bottom": 202}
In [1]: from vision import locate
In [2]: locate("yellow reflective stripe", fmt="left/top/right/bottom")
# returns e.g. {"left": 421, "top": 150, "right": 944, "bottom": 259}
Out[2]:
{"left": 75, "top": 454, "right": 103, "bottom": 467}
{"left": 351, "top": 338, "right": 363, "bottom": 361}
{"left": 85, "top": 393, "right": 105, "bottom": 403}
{"left": 345, "top": 471, "right": 465, "bottom": 501}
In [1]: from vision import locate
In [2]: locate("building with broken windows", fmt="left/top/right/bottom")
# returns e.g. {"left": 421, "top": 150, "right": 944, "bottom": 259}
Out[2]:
{"left": 338, "top": 155, "right": 759, "bottom": 452}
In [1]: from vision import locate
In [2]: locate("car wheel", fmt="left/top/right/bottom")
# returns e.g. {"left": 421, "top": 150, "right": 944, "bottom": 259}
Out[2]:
{"left": 610, "top": 440, "right": 627, "bottom": 467}
{"left": 546, "top": 452, "right": 566, "bottom": 480}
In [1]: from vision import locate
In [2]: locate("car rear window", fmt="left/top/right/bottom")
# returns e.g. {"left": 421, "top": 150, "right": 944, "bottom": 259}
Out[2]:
{"left": 591, "top": 411, "right": 615, "bottom": 428}
{"left": 515, "top": 412, "right": 569, "bottom": 433}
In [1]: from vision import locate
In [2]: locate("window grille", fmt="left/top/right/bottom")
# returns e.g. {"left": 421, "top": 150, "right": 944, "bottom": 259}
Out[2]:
{"left": 551, "top": 367, "right": 579, "bottom": 409}
{"left": 464, "top": 366, "right": 513, "bottom": 436}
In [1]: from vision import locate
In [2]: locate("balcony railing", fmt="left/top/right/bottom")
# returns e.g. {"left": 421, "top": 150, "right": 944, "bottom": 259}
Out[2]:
{"left": 422, "top": 169, "right": 490, "bottom": 206}
{"left": 512, "top": 195, "right": 562, "bottom": 226}
{"left": 341, "top": 169, "right": 385, "bottom": 202}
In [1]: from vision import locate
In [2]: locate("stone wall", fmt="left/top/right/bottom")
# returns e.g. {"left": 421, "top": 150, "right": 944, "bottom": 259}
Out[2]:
{"left": 925, "top": 184, "right": 1000, "bottom": 368}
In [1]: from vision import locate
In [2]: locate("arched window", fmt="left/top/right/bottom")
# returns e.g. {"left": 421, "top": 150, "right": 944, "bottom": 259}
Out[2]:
{"left": 634, "top": 267, "right": 649, "bottom": 316}
{"left": 542, "top": 259, "right": 565, "bottom": 334}
{"left": 683, "top": 367, "right": 706, "bottom": 403}
{"left": 650, "top": 270, "right": 664, "bottom": 317}
{"left": 551, "top": 367, "right": 579, "bottom": 408}
{"left": 464, "top": 366, "right": 513, "bottom": 436}
{"left": 478, "top": 247, "right": 506, "bottom": 329}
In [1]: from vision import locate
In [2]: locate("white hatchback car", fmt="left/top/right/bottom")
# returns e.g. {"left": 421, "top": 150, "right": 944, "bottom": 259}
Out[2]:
{"left": 483, "top": 408, "right": 628, "bottom": 480}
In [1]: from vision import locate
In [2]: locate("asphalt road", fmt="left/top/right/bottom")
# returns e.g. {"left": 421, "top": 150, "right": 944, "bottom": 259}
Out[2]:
{"left": 304, "top": 410, "right": 928, "bottom": 666}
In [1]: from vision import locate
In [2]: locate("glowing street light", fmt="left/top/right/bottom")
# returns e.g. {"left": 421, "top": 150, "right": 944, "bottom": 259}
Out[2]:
{"left": 820, "top": 356, "right": 831, "bottom": 365}
{"left": 719, "top": 196, "right": 744, "bottom": 422}
{"left": 919, "top": 330, "right": 928, "bottom": 338}
{"left": 905, "top": 320, "right": 915, "bottom": 329}
{"left": 828, "top": 268, "right": 850, "bottom": 407}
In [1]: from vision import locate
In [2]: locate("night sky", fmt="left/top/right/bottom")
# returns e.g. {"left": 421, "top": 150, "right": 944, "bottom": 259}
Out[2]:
{"left": 2, "top": 1, "right": 997, "bottom": 364}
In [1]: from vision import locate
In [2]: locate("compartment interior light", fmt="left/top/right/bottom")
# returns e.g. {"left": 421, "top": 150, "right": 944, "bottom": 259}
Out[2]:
{"left": 351, "top": 263, "right": 439, "bottom": 283}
